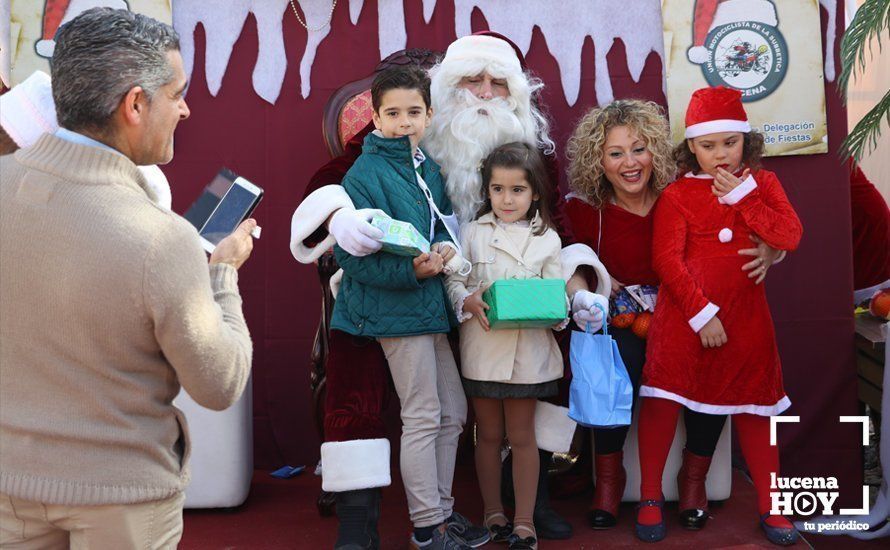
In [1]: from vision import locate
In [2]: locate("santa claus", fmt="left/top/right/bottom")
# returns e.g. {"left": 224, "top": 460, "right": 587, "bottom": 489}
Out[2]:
{"left": 290, "top": 33, "right": 611, "bottom": 549}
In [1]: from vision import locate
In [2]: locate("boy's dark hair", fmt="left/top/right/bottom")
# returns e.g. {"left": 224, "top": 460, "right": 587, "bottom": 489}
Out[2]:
{"left": 673, "top": 130, "right": 766, "bottom": 173}
{"left": 478, "top": 142, "right": 554, "bottom": 236}
{"left": 370, "top": 65, "right": 431, "bottom": 111}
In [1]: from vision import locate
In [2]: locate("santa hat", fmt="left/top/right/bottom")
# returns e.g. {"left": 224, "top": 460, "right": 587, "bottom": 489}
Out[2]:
{"left": 687, "top": 0, "right": 778, "bottom": 64}
{"left": 441, "top": 34, "right": 523, "bottom": 76}
{"left": 0, "top": 71, "right": 58, "bottom": 147}
{"left": 35, "top": 0, "right": 129, "bottom": 58}
{"left": 684, "top": 86, "right": 751, "bottom": 138}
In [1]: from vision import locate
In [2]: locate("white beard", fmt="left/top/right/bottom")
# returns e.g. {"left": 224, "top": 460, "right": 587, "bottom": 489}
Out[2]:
{"left": 422, "top": 89, "right": 535, "bottom": 224}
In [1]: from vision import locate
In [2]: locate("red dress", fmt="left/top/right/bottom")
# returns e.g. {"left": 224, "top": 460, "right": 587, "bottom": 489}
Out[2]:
{"left": 640, "top": 169, "right": 803, "bottom": 416}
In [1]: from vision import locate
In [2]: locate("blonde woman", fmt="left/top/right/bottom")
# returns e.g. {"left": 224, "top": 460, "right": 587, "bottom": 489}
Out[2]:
{"left": 563, "top": 99, "right": 781, "bottom": 532}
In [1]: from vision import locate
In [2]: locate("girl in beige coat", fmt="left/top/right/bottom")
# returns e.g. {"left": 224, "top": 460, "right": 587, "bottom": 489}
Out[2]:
{"left": 446, "top": 143, "right": 567, "bottom": 550}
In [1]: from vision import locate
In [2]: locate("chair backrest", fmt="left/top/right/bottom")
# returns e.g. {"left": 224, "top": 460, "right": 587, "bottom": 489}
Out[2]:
{"left": 321, "top": 48, "right": 441, "bottom": 158}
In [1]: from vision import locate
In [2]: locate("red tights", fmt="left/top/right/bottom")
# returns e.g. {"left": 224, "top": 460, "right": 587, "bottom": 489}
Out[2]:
{"left": 637, "top": 397, "right": 792, "bottom": 528}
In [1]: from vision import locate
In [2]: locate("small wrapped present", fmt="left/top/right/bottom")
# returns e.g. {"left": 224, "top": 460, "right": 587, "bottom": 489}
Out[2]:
{"left": 370, "top": 214, "right": 430, "bottom": 256}
{"left": 483, "top": 279, "right": 567, "bottom": 329}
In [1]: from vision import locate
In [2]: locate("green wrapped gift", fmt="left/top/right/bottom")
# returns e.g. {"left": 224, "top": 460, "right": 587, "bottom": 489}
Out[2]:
{"left": 370, "top": 214, "right": 430, "bottom": 257}
{"left": 483, "top": 279, "right": 567, "bottom": 330}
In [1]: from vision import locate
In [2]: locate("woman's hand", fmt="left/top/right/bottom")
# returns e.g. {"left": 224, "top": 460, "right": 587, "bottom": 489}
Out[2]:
{"left": 464, "top": 288, "right": 490, "bottom": 331}
{"left": 699, "top": 316, "right": 727, "bottom": 348}
{"left": 712, "top": 167, "right": 750, "bottom": 198}
{"left": 413, "top": 252, "right": 444, "bottom": 279}
{"left": 738, "top": 234, "right": 782, "bottom": 284}
{"left": 610, "top": 277, "right": 625, "bottom": 299}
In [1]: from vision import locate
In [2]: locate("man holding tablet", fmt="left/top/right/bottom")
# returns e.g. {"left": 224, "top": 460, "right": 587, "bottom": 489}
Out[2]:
{"left": 0, "top": 8, "right": 254, "bottom": 547}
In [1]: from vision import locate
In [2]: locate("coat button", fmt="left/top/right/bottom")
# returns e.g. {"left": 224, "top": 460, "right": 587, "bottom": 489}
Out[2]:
{"left": 718, "top": 228, "right": 733, "bottom": 242}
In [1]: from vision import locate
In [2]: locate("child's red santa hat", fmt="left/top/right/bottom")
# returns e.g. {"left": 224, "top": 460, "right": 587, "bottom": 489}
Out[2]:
{"left": 687, "top": 0, "right": 778, "bottom": 64}
{"left": 685, "top": 86, "right": 751, "bottom": 138}
{"left": 35, "top": 0, "right": 129, "bottom": 58}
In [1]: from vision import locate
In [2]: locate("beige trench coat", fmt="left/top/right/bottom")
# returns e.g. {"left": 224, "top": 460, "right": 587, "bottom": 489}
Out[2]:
{"left": 446, "top": 212, "right": 567, "bottom": 384}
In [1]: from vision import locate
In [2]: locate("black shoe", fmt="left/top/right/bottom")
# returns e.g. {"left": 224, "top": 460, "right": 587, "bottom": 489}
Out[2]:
{"left": 588, "top": 509, "right": 617, "bottom": 530}
{"left": 334, "top": 488, "right": 381, "bottom": 549}
{"left": 635, "top": 499, "right": 666, "bottom": 543}
{"left": 534, "top": 450, "right": 573, "bottom": 540}
{"left": 760, "top": 514, "right": 800, "bottom": 546}
{"left": 446, "top": 511, "right": 491, "bottom": 548}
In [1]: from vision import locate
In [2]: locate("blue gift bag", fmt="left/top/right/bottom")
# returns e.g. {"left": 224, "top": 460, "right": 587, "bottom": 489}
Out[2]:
{"left": 568, "top": 305, "right": 633, "bottom": 428}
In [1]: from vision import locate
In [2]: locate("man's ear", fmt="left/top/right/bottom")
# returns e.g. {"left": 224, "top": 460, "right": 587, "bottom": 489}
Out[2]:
{"left": 120, "top": 86, "right": 147, "bottom": 126}
{"left": 425, "top": 107, "right": 433, "bottom": 126}
{"left": 371, "top": 110, "right": 382, "bottom": 130}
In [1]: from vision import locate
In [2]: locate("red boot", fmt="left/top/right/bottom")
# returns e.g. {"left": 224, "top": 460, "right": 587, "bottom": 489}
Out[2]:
{"left": 588, "top": 451, "right": 626, "bottom": 529}
{"left": 677, "top": 449, "right": 713, "bottom": 529}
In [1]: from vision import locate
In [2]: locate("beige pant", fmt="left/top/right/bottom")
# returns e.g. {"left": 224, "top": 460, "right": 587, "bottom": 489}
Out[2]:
{"left": 0, "top": 492, "right": 184, "bottom": 549}
{"left": 379, "top": 333, "right": 467, "bottom": 528}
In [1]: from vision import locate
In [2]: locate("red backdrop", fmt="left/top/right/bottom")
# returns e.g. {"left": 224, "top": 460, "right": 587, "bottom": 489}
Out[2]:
{"left": 163, "top": 2, "right": 861, "bottom": 504}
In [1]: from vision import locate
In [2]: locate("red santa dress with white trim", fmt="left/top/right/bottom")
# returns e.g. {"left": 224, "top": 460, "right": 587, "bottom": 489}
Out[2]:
{"left": 640, "top": 169, "right": 802, "bottom": 416}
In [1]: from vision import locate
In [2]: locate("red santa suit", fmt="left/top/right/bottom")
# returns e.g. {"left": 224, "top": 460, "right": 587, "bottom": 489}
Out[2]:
{"left": 640, "top": 168, "right": 803, "bottom": 415}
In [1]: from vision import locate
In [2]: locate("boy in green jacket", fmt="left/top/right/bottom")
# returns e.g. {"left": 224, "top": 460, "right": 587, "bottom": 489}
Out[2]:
{"left": 332, "top": 66, "right": 485, "bottom": 550}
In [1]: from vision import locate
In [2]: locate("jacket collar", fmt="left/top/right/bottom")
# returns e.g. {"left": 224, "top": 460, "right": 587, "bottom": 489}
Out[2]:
{"left": 477, "top": 211, "right": 543, "bottom": 262}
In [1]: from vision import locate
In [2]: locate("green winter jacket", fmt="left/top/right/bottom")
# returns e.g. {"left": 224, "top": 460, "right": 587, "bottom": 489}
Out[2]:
{"left": 331, "top": 132, "right": 456, "bottom": 338}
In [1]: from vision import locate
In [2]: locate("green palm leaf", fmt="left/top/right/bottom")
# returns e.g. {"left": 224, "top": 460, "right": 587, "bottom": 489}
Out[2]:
{"left": 838, "top": 0, "right": 890, "bottom": 160}
{"left": 838, "top": 0, "right": 890, "bottom": 97}
{"left": 841, "top": 88, "right": 890, "bottom": 161}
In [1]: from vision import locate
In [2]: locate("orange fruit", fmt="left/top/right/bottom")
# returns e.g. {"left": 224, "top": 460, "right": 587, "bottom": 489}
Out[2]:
{"left": 870, "top": 290, "right": 890, "bottom": 320}
{"left": 632, "top": 312, "right": 652, "bottom": 339}
{"left": 611, "top": 312, "right": 636, "bottom": 329}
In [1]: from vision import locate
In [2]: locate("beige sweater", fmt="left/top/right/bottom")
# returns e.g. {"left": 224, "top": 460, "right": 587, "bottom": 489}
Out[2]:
{"left": 0, "top": 134, "right": 253, "bottom": 505}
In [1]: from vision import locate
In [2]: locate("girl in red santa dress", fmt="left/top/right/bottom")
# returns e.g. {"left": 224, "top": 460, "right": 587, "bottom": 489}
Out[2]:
{"left": 634, "top": 86, "right": 803, "bottom": 546}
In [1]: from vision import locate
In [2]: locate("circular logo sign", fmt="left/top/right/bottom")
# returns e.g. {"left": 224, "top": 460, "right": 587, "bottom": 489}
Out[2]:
{"left": 700, "top": 21, "right": 788, "bottom": 102}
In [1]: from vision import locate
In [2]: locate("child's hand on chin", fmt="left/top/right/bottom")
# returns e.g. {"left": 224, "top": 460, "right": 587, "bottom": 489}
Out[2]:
{"left": 699, "top": 316, "right": 727, "bottom": 348}
{"left": 464, "top": 288, "right": 491, "bottom": 332}
{"left": 712, "top": 167, "right": 750, "bottom": 198}
{"left": 413, "top": 252, "right": 444, "bottom": 279}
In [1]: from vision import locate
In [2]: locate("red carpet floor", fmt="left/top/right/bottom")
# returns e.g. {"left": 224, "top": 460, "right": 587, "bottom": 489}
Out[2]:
{"left": 180, "top": 463, "right": 886, "bottom": 549}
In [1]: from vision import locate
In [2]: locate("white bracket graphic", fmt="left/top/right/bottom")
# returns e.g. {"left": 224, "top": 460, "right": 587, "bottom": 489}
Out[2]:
{"left": 840, "top": 485, "right": 870, "bottom": 515}
{"left": 839, "top": 415, "right": 870, "bottom": 446}
{"left": 770, "top": 415, "right": 800, "bottom": 445}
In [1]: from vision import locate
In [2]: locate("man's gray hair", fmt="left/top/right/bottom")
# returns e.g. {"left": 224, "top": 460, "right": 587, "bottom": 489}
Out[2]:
{"left": 51, "top": 7, "right": 180, "bottom": 133}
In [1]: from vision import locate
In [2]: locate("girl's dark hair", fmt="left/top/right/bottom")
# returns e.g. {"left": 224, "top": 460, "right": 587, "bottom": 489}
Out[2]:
{"left": 478, "top": 142, "right": 553, "bottom": 235}
{"left": 370, "top": 65, "right": 431, "bottom": 111}
{"left": 673, "top": 130, "right": 766, "bottom": 174}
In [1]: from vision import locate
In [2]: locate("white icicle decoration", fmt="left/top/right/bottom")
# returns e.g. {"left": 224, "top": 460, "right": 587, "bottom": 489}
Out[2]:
{"left": 819, "top": 0, "right": 838, "bottom": 82}
{"left": 172, "top": 1, "right": 793, "bottom": 106}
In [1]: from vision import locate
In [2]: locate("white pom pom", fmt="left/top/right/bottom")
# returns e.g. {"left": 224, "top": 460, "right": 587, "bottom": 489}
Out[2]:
{"left": 687, "top": 46, "right": 710, "bottom": 64}
{"left": 719, "top": 228, "right": 733, "bottom": 243}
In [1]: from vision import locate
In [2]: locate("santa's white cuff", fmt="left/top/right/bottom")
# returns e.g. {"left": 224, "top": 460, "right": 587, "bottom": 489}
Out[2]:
{"left": 689, "top": 302, "right": 720, "bottom": 333}
{"left": 560, "top": 243, "right": 612, "bottom": 297}
{"left": 320, "top": 438, "right": 391, "bottom": 492}
{"left": 535, "top": 402, "right": 576, "bottom": 453}
{"left": 0, "top": 71, "right": 58, "bottom": 148}
{"left": 290, "top": 185, "right": 355, "bottom": 264}
{"left": 719, "top": 174, "right": 757, "bottom": 205}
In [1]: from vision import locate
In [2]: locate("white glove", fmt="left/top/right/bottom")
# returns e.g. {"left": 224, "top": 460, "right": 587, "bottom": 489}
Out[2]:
{"left": 329, "top": 207, "right": 386, "bottom": 257}
{"left": 571, "top": 290, "right": 609, "bottom": 332}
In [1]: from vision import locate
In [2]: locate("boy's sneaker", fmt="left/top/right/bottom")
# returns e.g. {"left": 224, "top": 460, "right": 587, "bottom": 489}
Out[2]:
{"left": 446, "top": 511, "right": 491, "bottom": 548}
{"left": 409, "top": 524, "right": 472, "bottom": 550}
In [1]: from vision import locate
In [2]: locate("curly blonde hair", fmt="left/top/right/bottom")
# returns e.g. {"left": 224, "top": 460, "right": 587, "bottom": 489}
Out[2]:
{"left": 566, "top": 99, "right": 675, "bottom": 209}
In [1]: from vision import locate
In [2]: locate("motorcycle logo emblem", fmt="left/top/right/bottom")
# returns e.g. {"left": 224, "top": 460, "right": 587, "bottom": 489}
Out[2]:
{"left": 700, "top": 19, "right": 788, "bottom": 102}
